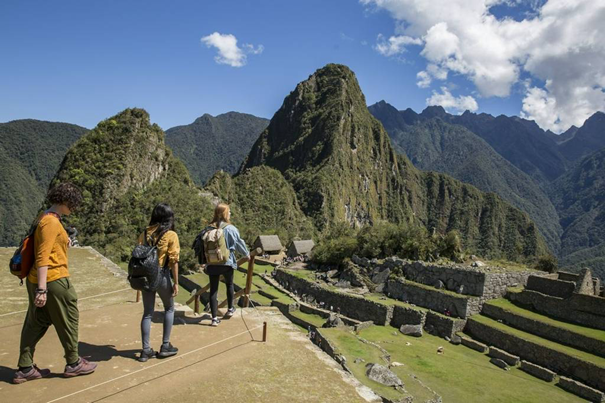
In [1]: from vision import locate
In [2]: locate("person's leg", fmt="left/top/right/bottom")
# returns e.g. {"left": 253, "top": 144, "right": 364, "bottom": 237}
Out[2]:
{"left": 45, "top": 278, "right": 80, "bottom": 365}
{"left": 209, "top": 273, "right": 220, "bottom": 318}
{"left": 223, "top": 269, "right": 235, "bottom": 309}
{"left": 17, "top": 281, "right": 52, "bottom": 369}
{"left": 156, "top": 270, "right": 174, "bottom": 346}
{"left": 141, "top": 288, "right": 156, "bottom": 351}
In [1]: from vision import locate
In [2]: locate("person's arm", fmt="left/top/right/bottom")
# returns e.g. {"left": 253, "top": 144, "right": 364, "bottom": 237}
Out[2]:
{"left": 34, "top": 217, "right": 60, "bottom": 308}
{"left": 167, "top": 232, "right": 180, "bottom": 296}
{"left": 232, "top": 227, "right": 250, "bottom": 260}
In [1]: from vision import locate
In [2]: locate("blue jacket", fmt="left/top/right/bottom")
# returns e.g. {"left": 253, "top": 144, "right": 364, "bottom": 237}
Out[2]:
{"left": 222, "top": 223, "right": 250, "bottom": 269}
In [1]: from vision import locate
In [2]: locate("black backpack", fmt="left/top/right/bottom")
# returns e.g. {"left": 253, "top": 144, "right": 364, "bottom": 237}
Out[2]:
{"left": 128, "top": 230, "right": 167, "bottom": 292}
{"left": 192, "top": 226, "right": 213, "bottom": 265}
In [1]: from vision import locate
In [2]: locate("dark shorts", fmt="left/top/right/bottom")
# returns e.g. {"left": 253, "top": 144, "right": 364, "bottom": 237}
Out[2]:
{"left": 205, "top": 265, "right": 233, "bottom": 276}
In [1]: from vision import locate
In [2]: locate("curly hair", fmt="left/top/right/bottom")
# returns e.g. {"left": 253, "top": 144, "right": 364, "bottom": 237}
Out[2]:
{"left": 47, "top": 182, "right": 83, "bottom": 211}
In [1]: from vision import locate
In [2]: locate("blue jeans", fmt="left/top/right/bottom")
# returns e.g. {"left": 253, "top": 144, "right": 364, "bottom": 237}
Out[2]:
{"left": 141, "top": 269, "right": 174, "bottom": 350}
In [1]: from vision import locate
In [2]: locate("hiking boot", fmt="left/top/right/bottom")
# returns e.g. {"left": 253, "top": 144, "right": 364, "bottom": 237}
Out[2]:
{"left": 211, "top": 317, "right": 221, "bottom": 327}
{"left": 13, "top": 365, "right": 51, "bottom": 384}
{"left": 63, "top": 357, "right": 98, "bottom": 377}
{"left": 224, "top": 307, "right": 236, "bottom": 318}
{"left": 137, "top": 348, "right": 156, "bottom": 362}
{"left": 157, "top": 343, "right": 178, "bottom": 358}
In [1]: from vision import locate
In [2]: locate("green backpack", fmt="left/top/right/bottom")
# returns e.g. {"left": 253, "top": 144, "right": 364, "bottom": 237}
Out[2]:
{"left": 202, "top": 222, "right": 230, "bottom": 265}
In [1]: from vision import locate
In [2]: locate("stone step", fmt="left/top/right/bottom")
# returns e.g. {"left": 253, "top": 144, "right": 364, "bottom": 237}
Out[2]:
{"left": 386, "top": 278, "right": 479, "bottom": 318}
{"left": 465, "top": 314, "right": 605, "bottom": 392}
{"left": 483, "top": 299, "right": 605, "bottom": 358}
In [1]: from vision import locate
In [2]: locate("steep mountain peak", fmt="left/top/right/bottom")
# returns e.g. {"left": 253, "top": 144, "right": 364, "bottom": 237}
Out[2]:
{"left": 420, "top": 105, "right": 448, "bottom": 119}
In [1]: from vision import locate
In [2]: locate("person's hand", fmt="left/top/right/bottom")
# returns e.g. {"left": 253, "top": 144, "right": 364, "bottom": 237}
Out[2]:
{"left": 172, "top": 284, "right": 179, "bottom": 297}
{"left": 34, "top": 292, "right": 47, "bottom": 308}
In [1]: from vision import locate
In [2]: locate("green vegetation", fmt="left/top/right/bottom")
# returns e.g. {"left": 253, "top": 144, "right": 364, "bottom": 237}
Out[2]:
{"left": 289, "top": 310, "right": 326, "bottom": 328}
{"left": 166, "top": 112, "right": 268, "bottom": 186}
{"left": 50, "top": 108, "right": 214, "bottom": 270}
{"left": 369, "top": 101, "right": 562, "bottom": 253}
{"left": 485, "top": 299, "right": 605, "bottom": 341}
{"left": 469, "top": 315, "right": 605, "bottom": 367}
{"left": 550, "top": 147, "right": 605, "bottom": 280}
{"left": 535, "top": 254, "right": 558, "bottom": 273}
{"left": 0, "top": 119, "right": 87, "bottom": 246}
{"left": 314, "top": 221, "right": 463, "bottom": 266}
{"left": 322, "top": 325, "right": 585, "bottom": 403}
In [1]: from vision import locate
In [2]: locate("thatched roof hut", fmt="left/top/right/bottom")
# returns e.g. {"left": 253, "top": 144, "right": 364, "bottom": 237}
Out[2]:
{"left": 254, "top": 235, "right": 283, "bottom": 254}
{"left": 287, "top": 240, "right": 315, "bottom": 257}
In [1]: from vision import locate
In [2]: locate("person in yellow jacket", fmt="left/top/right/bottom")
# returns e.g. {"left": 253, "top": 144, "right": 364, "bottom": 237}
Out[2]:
{"left": 14, "top": 182, "right": 97, "bottom": 384}
{"left": 137, "top": 203, "right": 180, "bottom": 362}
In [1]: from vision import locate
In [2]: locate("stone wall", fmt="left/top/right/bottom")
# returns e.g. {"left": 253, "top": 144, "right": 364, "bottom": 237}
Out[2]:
{"left": 482, "top": 303, "right": 605, "bottom": 357}
{"left": 275, "top": 269, "right": 393, "bottom": 325}
{"left": 526, "top": 276, "right": 575, "bottom": 299}
{"left": 465, "top": 318, "right": 605, "bottom": 392}
{"left": 386, "top": 278, "right": 478, "bottom": 318}
{"left": 509, "top": 290, "right": 605, "bottom": 331}
{"left": 558, "top": 271, "right": 580, "bottom": 282}
{"left": 390, "top": 305, "right": 426, "bottom": 328}
{"left": 424, "top": 312, "right": 466, "bottom": 339}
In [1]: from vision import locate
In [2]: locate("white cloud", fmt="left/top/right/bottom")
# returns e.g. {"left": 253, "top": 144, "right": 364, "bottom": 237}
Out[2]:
{"left": 375, "top": 34, "right": 423, "bottom": 56}
{"left": 427, "top": 87, "right": 479, "bottom": 114}
{"left": 362, "top": 0, "right": 605, "bottom": 132}
{"left": 416, "top": 71, "right": 431, "bottom": 88}
{"left": 201, "top": 32, "right": 263, "bottom": 67}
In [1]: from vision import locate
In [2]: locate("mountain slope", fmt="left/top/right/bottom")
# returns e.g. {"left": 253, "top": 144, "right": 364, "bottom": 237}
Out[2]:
{"left": 237, "top": 64, "right": 547, "bottom": 260}
{"left": 0, "top": 119, "right": 88, "bottom": 245}
{"left": 166, "top": 112, "right": 268, "bottom": 186}
{"left": 558, "top": 112, "right": 605, "bottom": 162}
{"left": 369, "top": 101, "right": 561, "bottom": 253}
{"left": 50, "top": 108, "right": 214, "bottom": 266}
{"left": 550, "top": 148, "right": 605, "bottom": 280}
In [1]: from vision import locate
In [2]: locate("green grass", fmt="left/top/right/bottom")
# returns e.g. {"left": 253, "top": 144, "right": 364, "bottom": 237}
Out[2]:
{"left": 470, "top": 315, "right": 605, "bottom": 367}
{"left": 323, "top": 325, "right": 585, "bottom": 403}
{"left": 486, "top": 298, "right": 605, "bottom": 341}
{"left": 364, "top": 293, "right": 428, "bottom": 311}
{"left": 289, "top": 310, "right": 326, "bottom": 328}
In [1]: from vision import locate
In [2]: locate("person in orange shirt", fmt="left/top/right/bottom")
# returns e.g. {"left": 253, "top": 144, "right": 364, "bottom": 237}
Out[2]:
{"left": 14, "top": 183, "right": 97, "bottom": 384}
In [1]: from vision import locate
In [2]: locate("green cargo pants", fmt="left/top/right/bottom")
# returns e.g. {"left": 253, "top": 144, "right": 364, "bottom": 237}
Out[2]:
{"left": 18, "top": 277, "right": 80, "bottom": 367}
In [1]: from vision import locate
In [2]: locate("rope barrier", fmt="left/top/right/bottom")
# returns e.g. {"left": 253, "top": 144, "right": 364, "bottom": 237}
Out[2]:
{"left": 0, "top": 287, "right": 132, "bottom": 318}
{"left": 45, "top": 324, "right": 264, "bottom": 403}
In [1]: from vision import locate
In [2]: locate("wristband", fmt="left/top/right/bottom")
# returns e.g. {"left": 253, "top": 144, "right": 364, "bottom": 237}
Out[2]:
{"left": 35, "top": 288, "right": 48, "bottom": 295}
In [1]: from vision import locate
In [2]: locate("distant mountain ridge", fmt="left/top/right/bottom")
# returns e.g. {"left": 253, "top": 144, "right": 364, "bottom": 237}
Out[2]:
{"left": 166, "top": 112, "right": 268, "bottom": 186}
{"left": 0, "top": 119, "right": 88, "bottom": 245}
{"left": 369, "top": 100, "right": 562, "bottom": 253}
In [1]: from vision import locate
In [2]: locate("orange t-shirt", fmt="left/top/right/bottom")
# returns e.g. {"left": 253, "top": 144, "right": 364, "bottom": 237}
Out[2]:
{"left": 28, "top": 213, "right": 70, "bottom": 283}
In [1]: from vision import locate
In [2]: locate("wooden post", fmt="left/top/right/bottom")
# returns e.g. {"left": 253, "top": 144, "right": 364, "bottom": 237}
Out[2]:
{"left": 136, "top": 290, "right": 141, "bottom": 303}
{"left": 262, "top": 321, "right": 267, "bottom": 342}
{"left": 194, "top": 294, "right": 200, "bottom": 315}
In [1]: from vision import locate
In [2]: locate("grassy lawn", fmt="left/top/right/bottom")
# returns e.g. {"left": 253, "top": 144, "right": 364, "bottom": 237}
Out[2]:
{"left": 289, "top": 310, "right": 326, "bottom": 328}
{"left": 323, "top": 325, "right": 585, "bottom": 403}
{"left": 470, "top": 315, "right": 605, "bottom": 368}
{"left": 486, "top": 298, "right": 605, "bottom": 341}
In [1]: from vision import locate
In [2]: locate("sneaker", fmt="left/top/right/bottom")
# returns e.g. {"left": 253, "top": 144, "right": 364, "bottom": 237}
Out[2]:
{"left": 63, "top": 357, "right": 98, "bottom": 377}
{"left": 137, "top": 348, "right": 156, "bottom": 362}
{"left": 13, "top": 365, "right": 51, "bottom": 384}
{"left": 157, "top": 343, "right": 178, "bottom": 358}
{"left": 224, "top": 307, "right": 236, "bottom": 318}
{"left": 211, "top": 317, "right": 221, "bottom": 327}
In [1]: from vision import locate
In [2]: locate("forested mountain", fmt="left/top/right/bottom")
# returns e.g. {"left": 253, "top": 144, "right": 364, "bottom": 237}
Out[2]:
{"left": 558, "top": 112, "right": 605, "bottom": 162}
{"left": 369, "top": 101, "right": 562, "bottom": 253}
{"left": 221, "top": 64, "right": 547, "bottom": 261}
{"left": 0, "top": 119, "right": 87, "bottom": 245}
{"left": 549, "top": 148, "right": 605, "bottom": 280}
{"left": 166, "top": 112, "right": 268, "bottom": 186}
{"left": 50, "top": 108, "right": 214, "bottom": 267}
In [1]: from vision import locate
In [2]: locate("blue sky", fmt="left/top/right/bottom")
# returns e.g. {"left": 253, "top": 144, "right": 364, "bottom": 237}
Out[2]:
{"left": 1, "top": 1, "right": 603, "bottom": 132}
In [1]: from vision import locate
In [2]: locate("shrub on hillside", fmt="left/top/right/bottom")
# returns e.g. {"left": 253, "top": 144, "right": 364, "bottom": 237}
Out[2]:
{"left": 535, "top": 254, "right": 558, "bottom": 273}
{"left": 312, "top": 236, "right": 358, "bottom": 265}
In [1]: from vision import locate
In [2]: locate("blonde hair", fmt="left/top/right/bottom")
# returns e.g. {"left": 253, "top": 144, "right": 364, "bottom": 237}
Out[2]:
{"left": 210, "top": 203, "right": 231, "bottom": 227}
